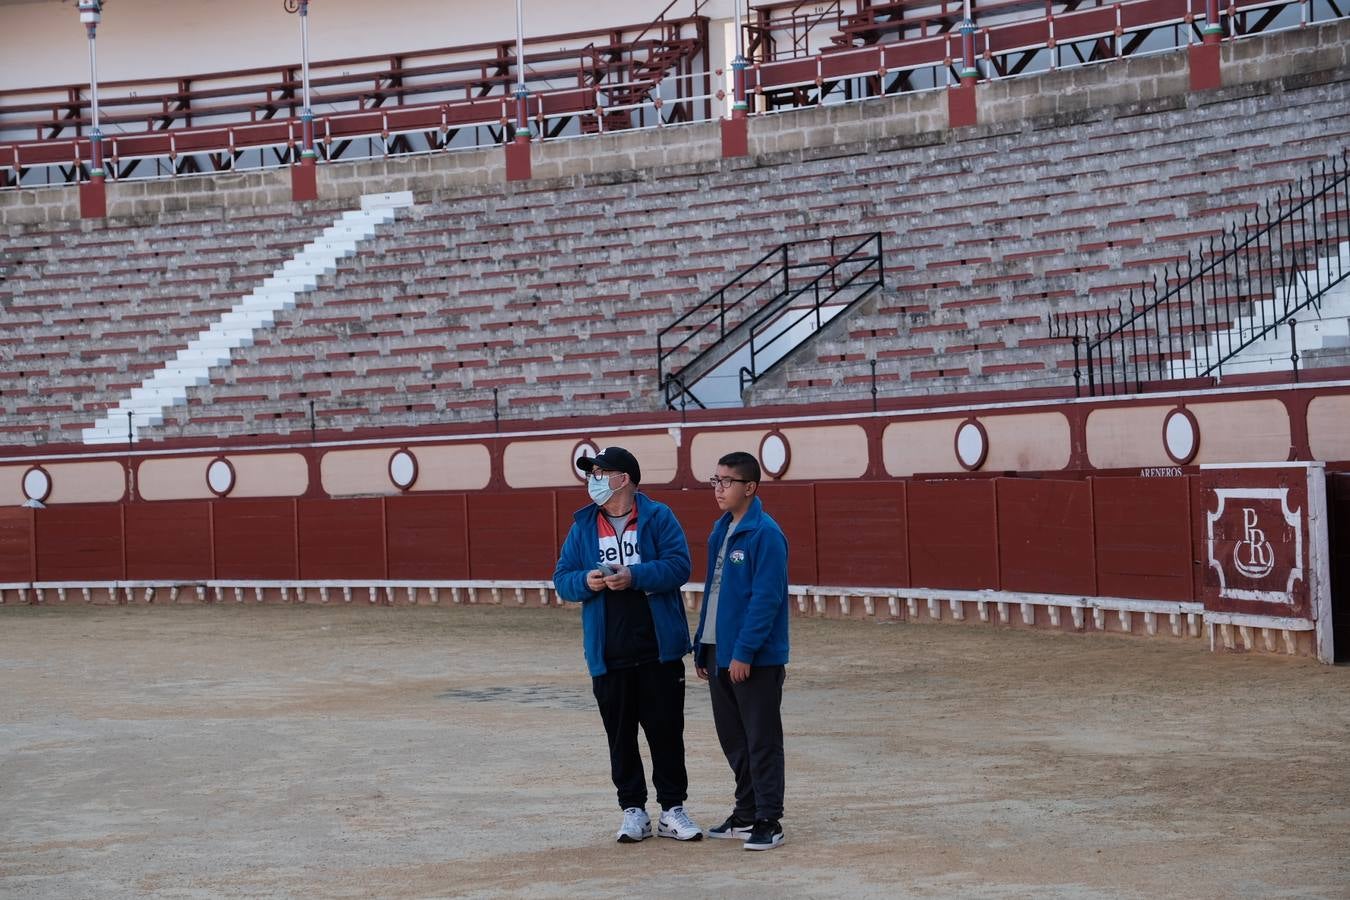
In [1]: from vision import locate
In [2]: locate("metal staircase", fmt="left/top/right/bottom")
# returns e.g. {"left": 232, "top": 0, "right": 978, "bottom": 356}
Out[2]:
{"left": 1049, "top": 151, "right": 1350, "bottom": 395}
{"left": 657, "top": 233, "right": 884, "bottom": 409}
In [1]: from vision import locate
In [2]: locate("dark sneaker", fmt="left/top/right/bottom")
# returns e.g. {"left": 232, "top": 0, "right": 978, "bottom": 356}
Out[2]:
{"left": 707, "top": 813, "right": 755, "bottom": 840}
{"left": 743, "top": 818, "right": 784, "bottom": 851}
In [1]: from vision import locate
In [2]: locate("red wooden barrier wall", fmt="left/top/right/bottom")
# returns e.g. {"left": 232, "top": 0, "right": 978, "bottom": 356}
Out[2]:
{"left": 998, "top": 478, "right": 1097, "bottom": 597}
{"left": 0, "top": 508, "right": 33, "bottom": 582}
{"left": 2, "top": 478, "right": 1205, "bottom": 602}
{"left": 386, "top": 494, "right": 469, "bottom": 580}
{"left": 1092, "top": 477, "right": 1193, "bottom": 602}
{"left": 35, "top": 504, "right": 123, "bottom": 581}
{"left": 125, "top": 500, "right": 212, "bottom": 581}
{"left": 907, "top": 480, "right": 1000, "bottom": 591}
{"left": 213, "top": 499, "right": 297, "bottom": 580}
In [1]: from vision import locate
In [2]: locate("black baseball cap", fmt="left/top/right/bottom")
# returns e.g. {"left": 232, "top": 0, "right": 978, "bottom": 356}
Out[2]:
{"left": 576, "top": 446, "right": 641, "bottom": 484}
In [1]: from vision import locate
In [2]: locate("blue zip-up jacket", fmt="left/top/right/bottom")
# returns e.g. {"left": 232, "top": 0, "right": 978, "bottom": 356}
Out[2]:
{"left": 552, "top": 492, "right": 693, "bottom": 677}
{"left": 693, "top": 496, "right": 790, "bottom": 671}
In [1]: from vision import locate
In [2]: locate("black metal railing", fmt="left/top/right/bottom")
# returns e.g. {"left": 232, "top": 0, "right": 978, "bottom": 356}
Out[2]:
{"left": 739, "top": 232, "right": 884, "bottom": 392}
{"left": 657, "top": 232, "right": 883, "bottom": 409}
{"left": 1049, "top": 150, "right": 1350, "bottom": 396}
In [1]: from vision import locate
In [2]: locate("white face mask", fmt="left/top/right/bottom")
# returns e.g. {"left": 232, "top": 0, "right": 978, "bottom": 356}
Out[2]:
{"left": 588, "top": 473, "right": 617, "bottom": 507}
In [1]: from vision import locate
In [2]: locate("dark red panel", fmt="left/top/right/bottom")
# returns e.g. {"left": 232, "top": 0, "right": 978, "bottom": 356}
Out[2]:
{"left": 34, "top": 504, "right": 123, "bottom": 581}
{"left": 997, "top": 479, "right": 1095, "bottom": 596}
{"left": 385, "top": 494, "right": 468, "bottom": 580}
{"left": 298, "top": 498, "right": 386, "bottom": 580}
{"left": 467, "top": 492, "right": 557, "bottom": 581}
{"left": 754, "top": 483, "right": 818, "bottom": 585}
{"left": 815, "top": 481, "right": 908, "bottom": 588}
{"left": 1093, "top": 477, "right": 1193, "bottom": 602}
{"left": 125, "top": 501, "right": 211, "bottom": 580}
{"left": 907, "top": 480, "right": 999, "bottom": 590}
{"left": 821, "top": 47, "right": 880, "bottom": 80}
{"left": 212, "top": 499, "right": 297, "bottom": 580}
{"left": 0, "top": 507, "right": 34, "bottom": 581}
{"left": 644, "top": 488, "right": 720, "bottom": 583}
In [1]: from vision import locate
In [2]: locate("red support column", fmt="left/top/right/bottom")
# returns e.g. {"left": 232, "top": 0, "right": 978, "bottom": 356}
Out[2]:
{"left": 505, "top": 89, "right": 532, "bottom": 181}
{"left": 79, "top": 176, "right": 107, "bottom": 218}
{"left": 291, "top": 155, "right": 318, "bottom": 202}
{"left": 947, "top": 19, "right": 980, "bottom": 130}
{"left": 1190, "top": 0, "right": 1224, "bottom": 91}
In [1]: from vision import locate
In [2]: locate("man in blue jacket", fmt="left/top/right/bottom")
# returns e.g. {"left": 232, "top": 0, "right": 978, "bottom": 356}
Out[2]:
{"left": 553, "top": 446, "right": 703, "bottom": 844}
{"left": 694, "top": 451, "right": 790, "bottom": 851}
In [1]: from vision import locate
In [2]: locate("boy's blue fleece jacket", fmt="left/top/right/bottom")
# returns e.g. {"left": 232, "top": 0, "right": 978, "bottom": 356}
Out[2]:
{"left": 552, "top": 492, "right": 693, "bottom": 677}
{"left": 693, "top": 496, "right": 790, "bottom": 671}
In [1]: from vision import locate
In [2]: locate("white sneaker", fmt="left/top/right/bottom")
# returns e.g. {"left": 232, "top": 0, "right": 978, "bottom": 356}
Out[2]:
{"left": 657, "top": 805, "right": 703, "bottom": 841}
{"left": 617, "top": 807, "right": 652, "bottom": 843}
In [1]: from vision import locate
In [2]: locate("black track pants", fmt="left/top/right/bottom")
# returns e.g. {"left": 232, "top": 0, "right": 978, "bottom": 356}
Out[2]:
{"left": 591, "top": 659, "right": 689, "bottom": 811}
{"left": 705, "top": 647, "right": 786, "bottom": 822}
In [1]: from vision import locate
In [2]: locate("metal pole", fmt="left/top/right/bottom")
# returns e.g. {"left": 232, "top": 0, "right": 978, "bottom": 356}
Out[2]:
{"left": 1203, "top": 0, "right": 1223, "bottom": 43}
{"left": 514, "top": 0, "right": 532, "bottom": 139}
{"left": 732, "top": 0, "right": 748, "bottom": 118}
{"left": 299, "top": 0, "right": 315, "bottom": 160}
{"left": 870, "top": 359, "right": 878, "bottom": 411}
{"left": 77, "top": 1, "right": 104, "bottom": 178}
{"left": 1289, "top": 319, "right": 1300, "bottom": 383}
{"left": 959, "top": 0, "right": 978, "bottom": 85}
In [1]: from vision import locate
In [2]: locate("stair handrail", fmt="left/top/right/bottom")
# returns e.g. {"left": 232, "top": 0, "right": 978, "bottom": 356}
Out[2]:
{"left": 657, "top": 241, "right": 794, "bottom": 386}
{"left": 1050, "top": 150, "right": 1350, "bottom": 396}
{"left": 739, "top": 232, "right": 885, "bottom": 390}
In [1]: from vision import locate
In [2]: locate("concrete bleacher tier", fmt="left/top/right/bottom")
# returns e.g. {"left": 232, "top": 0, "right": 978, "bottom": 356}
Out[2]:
{"left": 2, "top": 68, "right": 1348, "bottom": 443}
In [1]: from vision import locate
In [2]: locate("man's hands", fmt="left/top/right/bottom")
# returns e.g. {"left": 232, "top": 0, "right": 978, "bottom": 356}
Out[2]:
{"left": 695, "top": 665, "right": 709, "bottom": 681}
{"left": 604, "top": 565, "right": 633, "bottom": 591}
{"left": 587, "top": 565, "right": 633, "bottom": 592}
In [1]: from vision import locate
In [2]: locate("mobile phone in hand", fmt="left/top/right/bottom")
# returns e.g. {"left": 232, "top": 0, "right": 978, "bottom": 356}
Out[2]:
{"left": 595, "top": 562, "right": 616, "bottom": 576}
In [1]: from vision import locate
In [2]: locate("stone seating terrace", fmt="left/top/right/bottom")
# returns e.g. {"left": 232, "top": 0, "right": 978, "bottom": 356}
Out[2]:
{"left": 0, "top": 68, "right": 1346, "bottom": 443}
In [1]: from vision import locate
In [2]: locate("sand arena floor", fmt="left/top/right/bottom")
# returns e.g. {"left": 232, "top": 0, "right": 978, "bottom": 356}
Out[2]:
{"left": 1, "top": 604, "right": 1347, "bottom": 899}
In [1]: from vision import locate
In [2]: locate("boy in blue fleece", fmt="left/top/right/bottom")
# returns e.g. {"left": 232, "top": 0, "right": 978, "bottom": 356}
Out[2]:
{"left": 694, "top": 451, "right": 790, "bottom": 851}
{"left": 552, "top": 447, "right": 703, "bottom": 844}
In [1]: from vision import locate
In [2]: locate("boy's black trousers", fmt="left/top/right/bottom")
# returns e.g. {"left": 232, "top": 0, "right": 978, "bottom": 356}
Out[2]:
{"left": 704, "top": 645, "right": 786, "bottom": 822}
{"left": 591, "top": 658, "right": 689, "bottom": 811}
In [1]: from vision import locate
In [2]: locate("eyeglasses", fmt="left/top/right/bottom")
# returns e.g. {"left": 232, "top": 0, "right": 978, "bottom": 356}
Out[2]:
{"left": 708, "top": 476, "right": 751, "bottom": 489}
{"left": 589, "top": 470, "right": 622, "bottom": 483}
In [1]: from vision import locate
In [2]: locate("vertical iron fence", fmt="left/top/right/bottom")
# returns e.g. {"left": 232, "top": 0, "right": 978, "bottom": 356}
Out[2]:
{"left": 1049, "top": 151, "right": 1350, "bottom": 396}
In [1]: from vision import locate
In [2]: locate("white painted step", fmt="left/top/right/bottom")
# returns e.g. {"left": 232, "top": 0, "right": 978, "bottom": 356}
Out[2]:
{"left": 82, "top": 190, "right": 416, "bottom": 446}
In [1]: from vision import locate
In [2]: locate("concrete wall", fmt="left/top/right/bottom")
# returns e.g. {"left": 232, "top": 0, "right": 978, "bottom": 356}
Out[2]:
{"left": 2, "top": 17, "right": 1346, "bottom": 229}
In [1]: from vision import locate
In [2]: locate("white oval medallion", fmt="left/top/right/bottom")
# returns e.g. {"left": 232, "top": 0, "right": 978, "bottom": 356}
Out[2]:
{"left": 1163, "top": 408, "right": 1199, "bottom": 465}
{"left": 22, "top": 467, "right": 51, "bottom": 503}
{"left": 955, "top": 420, "right": 988, "bottom": 471}
{"left": 760, "top": 432, "right": 789, "bottom": 479}
{"left": 207, "top": 458, "right": 235, "bottom": 496}
{"left": 389, "top": 450, "right": 418, "bottom": 490}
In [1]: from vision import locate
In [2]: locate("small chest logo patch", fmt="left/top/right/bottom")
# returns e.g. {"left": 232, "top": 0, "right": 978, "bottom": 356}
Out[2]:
{"left": 730, "top": 549, "right": 746, "bottom": 565}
